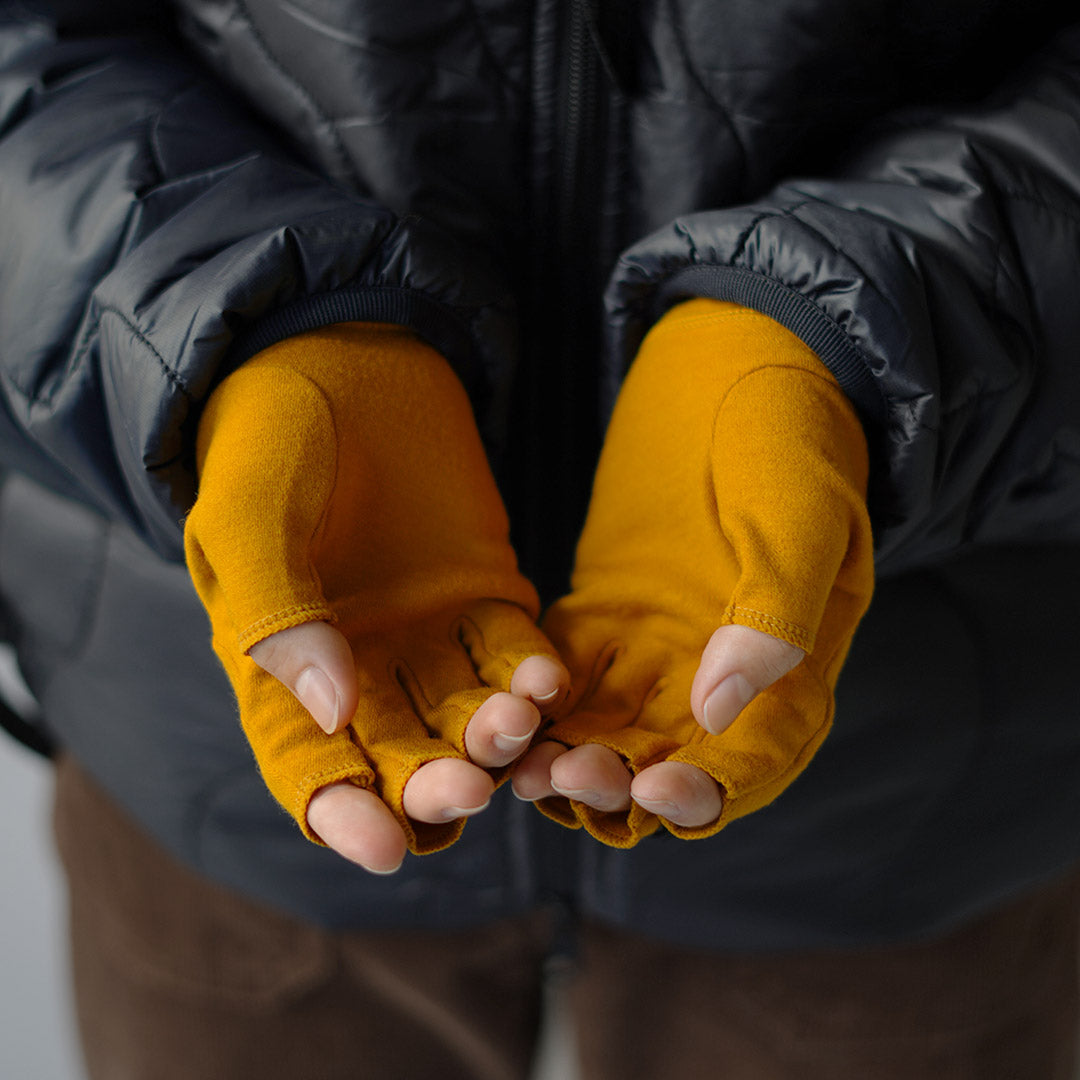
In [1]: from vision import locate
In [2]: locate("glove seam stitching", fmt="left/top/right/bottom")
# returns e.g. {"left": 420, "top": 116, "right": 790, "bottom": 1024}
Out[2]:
{"left": 725, "top": 605, "right": 813, "bottom": 652}
{"left": 237, "top": 602, "right": 336, "bottom": 652}
{"left": 295, "top": 765, "right": 374, "bottom": 791}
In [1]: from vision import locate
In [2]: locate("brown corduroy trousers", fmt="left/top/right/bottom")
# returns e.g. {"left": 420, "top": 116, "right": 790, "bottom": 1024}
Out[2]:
{"left": 54, "top": 755, "right": 1080, "bottom": 1080}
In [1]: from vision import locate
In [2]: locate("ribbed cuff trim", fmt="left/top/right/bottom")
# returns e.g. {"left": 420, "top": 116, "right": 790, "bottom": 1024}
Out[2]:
{"left": 657, "top": 265, "right": 888, "bottom": 428}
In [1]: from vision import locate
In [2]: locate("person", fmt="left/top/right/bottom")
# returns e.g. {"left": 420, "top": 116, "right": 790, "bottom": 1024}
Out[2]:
{"left": 0, "top": 1, "right": 1078, "bottom": 1077}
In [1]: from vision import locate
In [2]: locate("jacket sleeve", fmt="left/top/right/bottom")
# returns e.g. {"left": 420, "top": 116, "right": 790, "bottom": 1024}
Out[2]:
{"left": 0, "top": 1, "right": 514, "bottom": 561}
{"left": 606, "top": 24, "right": 1080, "bottom": 575}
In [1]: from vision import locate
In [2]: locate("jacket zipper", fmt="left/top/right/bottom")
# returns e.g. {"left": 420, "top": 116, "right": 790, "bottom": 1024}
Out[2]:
{"left": 557, "top": 0, "right": 602, "bottom": 261}
{"left": 513, "top": 0, "right": 606, "bottom": 605}
{"left": 508, "top": 0, "right": 610, "bottom": 924}
{"left": 550, "top": 0, "right": 605, "bottom": 545}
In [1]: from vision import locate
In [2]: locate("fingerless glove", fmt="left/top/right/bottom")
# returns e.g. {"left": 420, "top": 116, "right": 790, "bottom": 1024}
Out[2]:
{"left": 539, "top": 299, "right": 874, "bottom": 847}
{"left": 185, "top": 323, "right": 556, "bottom": 854}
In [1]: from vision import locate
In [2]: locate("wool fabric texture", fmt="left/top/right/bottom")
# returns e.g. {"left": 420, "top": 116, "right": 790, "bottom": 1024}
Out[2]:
{"left": 538, "top": 299, "right": 875, "bottom": 846}
{"left": 184, "top": 323, "right": 555, "bottom": 854}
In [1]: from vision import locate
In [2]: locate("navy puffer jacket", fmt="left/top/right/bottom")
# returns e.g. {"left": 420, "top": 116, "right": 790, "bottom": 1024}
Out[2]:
{"left": 0, "top": 0, "right": 1077, "bottom": 948}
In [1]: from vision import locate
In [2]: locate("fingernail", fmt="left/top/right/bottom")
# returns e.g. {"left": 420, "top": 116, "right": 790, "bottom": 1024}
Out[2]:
{"left": 295, "top": 667, "right": 339, "bottom": 734}
{"left": 702, "top": 673, "right": 756, "bottom": 735}
{"left": 633, "top": 797, "right": 682, "bottom": 819}
{"left": 441, "top": 799, "right": 491, "bottom": 821}
{"left": 492, "top": 729, "right": 534, "bottom": 753}
{"left": 532, "top": 686, "right": 562, "bottom": 705}
{"left": 366, "top": 861, "right": 404, "bottom": 876}
{"left": 549, "top": 783, "right": 601, "bottom": 804}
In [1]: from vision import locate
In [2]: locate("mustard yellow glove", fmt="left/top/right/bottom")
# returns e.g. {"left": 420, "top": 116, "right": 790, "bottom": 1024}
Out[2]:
{"left": 537, "top": 299, "right": 874, "bottom": 847}
{"left": 184, "top": 323, "right": 557, "bottom": 855}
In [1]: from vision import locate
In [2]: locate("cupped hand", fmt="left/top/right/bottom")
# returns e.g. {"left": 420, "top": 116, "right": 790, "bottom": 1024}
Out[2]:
{"left": 251, "top": 621, "right": 566, "bottom": 873}
{"left": 513, "top": 625, "right": 802, "bottom": 830}
{"left": 185, "top": 323, "right": 569, "bottom": 873}
{"left": 511, "top": 300, "right": 874, "bottom": 847}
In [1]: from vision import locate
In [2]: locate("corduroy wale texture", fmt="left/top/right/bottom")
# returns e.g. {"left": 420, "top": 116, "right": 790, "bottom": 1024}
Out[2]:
{"left": 184, "top": 323, "right": 556, "bottom": 854}
{"left": 539, "top": 300, "right": 875, "bottom": 846}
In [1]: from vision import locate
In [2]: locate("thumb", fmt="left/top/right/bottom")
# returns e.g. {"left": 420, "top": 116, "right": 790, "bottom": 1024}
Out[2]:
{"left": 185, "top": 362, "right": 339, "bottom": 654}
{"left": 689, "top": 624, "right": 804, "bottom": 736}
{"left": 248, "top": 621, "right": 358, "bottom": 734}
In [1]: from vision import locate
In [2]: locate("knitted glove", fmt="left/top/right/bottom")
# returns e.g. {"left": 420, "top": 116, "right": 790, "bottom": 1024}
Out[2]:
{"left": 538, "top": 299, "right": 874, "bottom": 847}
{"left": 185, "top": 323, "right": 556, "bottom": 854}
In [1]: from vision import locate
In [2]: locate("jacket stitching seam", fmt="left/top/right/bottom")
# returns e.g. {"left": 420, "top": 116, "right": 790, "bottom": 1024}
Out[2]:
{"left": 232, "top": 0, "right": 359, "bottom": 188}
{"left": 776, "top": 201, "right": 907, "bottom": 328}
{"left": 146, "top": 83, "right": 199, "bottom": 182}
{"left": 663, "top": 0, "right": 748, "bottom": 187}
{"left": 145, "top": 85, "right": 265, "bottom": 192}
{"left": 727, "top": 211, "right": 773, "bottom": 266}
{"left": 98, "top": 307, "right": 194, "bottom": 403}
{"left": 727, "top": 203, "right": 809, "bottom": 267}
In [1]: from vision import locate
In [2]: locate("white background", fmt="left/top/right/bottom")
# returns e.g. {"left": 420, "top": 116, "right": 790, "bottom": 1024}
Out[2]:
{"left": 0, "top": 733, "right": 84, "bottom": 1080}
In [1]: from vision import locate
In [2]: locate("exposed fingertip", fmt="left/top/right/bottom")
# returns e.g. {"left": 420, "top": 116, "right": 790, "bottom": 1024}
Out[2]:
{"left": 549, "top": 782, "right": 602, "bottom": 804}
{"left": 631, "top": 762, "right": 723, "bottom": 828}
{"left": 403, "top": 758, "right": 495, "bottom": 824}
{"left": 492, "top": 729, "right": 535, "bottom": 753}
{"left": 365, "top": 859, "right": 405, "bottom": 876}
{"left": 509, "top": 740, "right": 567, "bottom": 801}
{"left": 440, "top": 798, "right": 491, "bottom": 821}
{"left": 701, "top": 673, "right": 756, "bottom": 734}
{"left": 631, "top": 795, "right": 682, "bottom": 818}
{"left": 295, "top": 666, "right": 341, "bottom": 733}
{"left": 510, "top": 655, "right": 571, "bottom": 708}
{"left": 549, "top": 744, "right": 632, "bottom": 812}
{"left": 466, "top": 691, "right": 540, "bottom": 766}
{"left": 494, "top": 691, "right": 542, "bottom": 735}
{"left": 306, "top": 785, "right": 407, "bottom": 871}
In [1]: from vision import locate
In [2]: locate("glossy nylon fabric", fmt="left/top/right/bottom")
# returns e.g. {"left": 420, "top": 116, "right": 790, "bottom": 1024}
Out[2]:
{"left": 0, "top": 0, "right": 1078, "bottom": 946}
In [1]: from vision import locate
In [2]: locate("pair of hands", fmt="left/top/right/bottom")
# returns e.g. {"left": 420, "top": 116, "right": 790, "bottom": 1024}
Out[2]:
{"left": 185, "top": 303, "right": 874, "bottom": 875}
{"left": 246, "top": 610, "right": 801, "bottom": 873}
